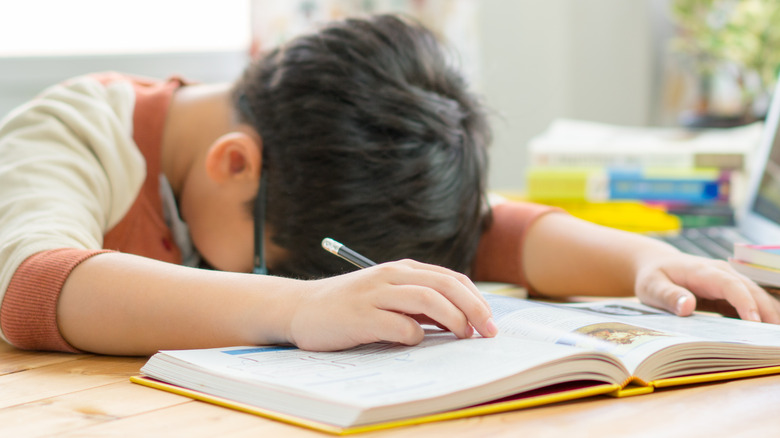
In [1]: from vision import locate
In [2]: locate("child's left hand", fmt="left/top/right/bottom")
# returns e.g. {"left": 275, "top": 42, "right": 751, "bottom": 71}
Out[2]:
{"left": 633, "top": 253, "right": 780, "bottom": 323}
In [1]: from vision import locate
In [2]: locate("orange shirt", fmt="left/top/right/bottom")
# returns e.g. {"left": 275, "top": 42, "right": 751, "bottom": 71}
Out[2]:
{"left": 0, "top": 74, "right": 184, "bottom": 352}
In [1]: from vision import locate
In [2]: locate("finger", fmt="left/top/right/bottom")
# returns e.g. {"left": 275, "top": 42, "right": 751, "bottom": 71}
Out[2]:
{"left": 636, "top": 270, "right": 697, "bottom": 316}
{"left": 693, "top": 269, "right": 761, "bottom": 322}
{"left": 363, "top": 310, "right": 425, "bottom": 346}
{"left": 390, "top": 259, "right": 489, "bottom": 308}
{"left": 738, "top": 276, "right": 780, "bottom": 324}
{"left": 379, "top": 264, "right": 497, "bottom": 338}
{"left": 717, "top": 264, "right": 780, "bottom": 323}
{"left": 653, "top": 260, "right": 762, "bottom": 321}
{"left": 409, "top": 314, "right": 469, "bottom": 335}
{"left": 650, "top": 266, "right": 773, "bottom": 322}
{"left": 374, "top": 286, "right": 476, "bottom": 339}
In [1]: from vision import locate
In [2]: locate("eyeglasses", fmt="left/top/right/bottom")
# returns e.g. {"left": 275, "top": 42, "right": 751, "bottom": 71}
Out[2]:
{"left": 253, "top": 172, "right": 268, "bottom": 275}
{"left": 238, "top": 93, "right": 268, "bottom": 275}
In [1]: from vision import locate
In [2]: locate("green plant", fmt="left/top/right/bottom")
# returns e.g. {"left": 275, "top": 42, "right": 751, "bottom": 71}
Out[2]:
{"left": 671, "top": 0, "right": 780, "bottom": 120}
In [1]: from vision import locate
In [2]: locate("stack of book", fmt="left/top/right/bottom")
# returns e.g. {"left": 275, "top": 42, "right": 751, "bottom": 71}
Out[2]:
{"left": 525, "top": 119, "right": 764, "bottom": 231}
{"left": 729, "top": 244, "right": 780, "bottom": 288}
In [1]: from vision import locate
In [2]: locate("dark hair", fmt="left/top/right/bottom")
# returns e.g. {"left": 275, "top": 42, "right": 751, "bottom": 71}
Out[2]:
{"left": 232, "top": 14, "right": 491, "bottom": 278}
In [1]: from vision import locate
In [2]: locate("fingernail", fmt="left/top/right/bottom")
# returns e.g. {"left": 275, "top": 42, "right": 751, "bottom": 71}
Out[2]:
{"left": 676, "top": 296, "right": 688, "bottom": 314}
{"left": 485, "top": 318, "right": 498, "bottom": 337}
{"left": 749, "top": 310, "right": 761, "bottom": 322}
{"left": 464, "top": 324, "right": 474, "bottom": 338}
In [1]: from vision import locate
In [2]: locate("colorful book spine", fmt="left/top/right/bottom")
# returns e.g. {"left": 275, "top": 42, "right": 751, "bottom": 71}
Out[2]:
{"left": 650, "top": 202, "right": 735, "bottom": 228}
{"left": 728, "top": 259, "right": 780, "bottom": 288}
{"left": 728, "top": 244, "right": 780, "bottom": 288}
{"left": 733, "top": 244, "right": 780, "bottom": 270}
{"left": 607, "top": 168, "right": 728, "bottom": 202}
{"left": 526, "top": 167, "right": 729, "bottom": 203}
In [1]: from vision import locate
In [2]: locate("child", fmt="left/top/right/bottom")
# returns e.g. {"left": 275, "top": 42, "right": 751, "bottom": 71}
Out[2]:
{"left": 0, "top": 15, "right": 777, "bottom": 356}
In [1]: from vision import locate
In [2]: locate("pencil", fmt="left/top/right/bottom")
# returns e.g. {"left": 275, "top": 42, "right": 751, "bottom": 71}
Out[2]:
{"left": 321, "top": 238, "right": 377, "bottom": 269}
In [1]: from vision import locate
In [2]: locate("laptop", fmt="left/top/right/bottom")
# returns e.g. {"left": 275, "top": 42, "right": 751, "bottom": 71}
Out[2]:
{"left": 657, "top": 74, "right": 780, "bottom": 259}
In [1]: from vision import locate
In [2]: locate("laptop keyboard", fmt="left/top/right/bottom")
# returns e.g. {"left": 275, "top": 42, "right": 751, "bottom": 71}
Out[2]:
{"left": 653, "top": 227, "right": 754, "bottom": 260}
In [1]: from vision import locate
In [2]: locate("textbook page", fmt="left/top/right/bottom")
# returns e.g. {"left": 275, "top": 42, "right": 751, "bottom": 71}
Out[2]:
{"left": 486, "top": 294, "right": 780, "bottom": 381}
{"left": 141, "top": 331, "right": 626, "bottom": 427}
{"left": 562, "top": 300, "right": 780, "bottom": 346}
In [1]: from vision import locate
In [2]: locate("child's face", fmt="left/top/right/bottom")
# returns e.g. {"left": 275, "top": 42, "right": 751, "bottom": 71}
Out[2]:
{"left": 187, "top": 197, "right": 255, "bottom": 272}
{"left": 186, "top": 201, "right": 287, "bottom": 273}
{"left": 179, "top": 159, "right": 286, "bottom": 273}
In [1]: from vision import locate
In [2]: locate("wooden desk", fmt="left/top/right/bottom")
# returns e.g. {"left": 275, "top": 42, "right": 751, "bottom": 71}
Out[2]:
{"left": 4, "top": 339, "right": 780, "bottom": 438}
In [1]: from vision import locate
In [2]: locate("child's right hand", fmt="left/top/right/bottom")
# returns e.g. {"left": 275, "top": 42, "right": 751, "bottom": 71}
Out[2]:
{"left": 285, "top": 259, "right": 498, "bottom": 351}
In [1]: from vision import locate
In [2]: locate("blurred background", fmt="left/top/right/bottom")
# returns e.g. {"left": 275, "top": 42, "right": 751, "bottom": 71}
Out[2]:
{"left": 1, "top": 0, "right": 777, "bottom": 192}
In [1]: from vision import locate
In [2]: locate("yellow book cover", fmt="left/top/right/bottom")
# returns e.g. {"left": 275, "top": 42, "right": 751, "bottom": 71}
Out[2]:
{"left": 133, "top": 293, "right": 780, "bottom": 434}
{"left": 493, "top": 191, "right": 681, "bottom": 233}
{"left": 130, "top": 375, "right": 619, "bottom": 435}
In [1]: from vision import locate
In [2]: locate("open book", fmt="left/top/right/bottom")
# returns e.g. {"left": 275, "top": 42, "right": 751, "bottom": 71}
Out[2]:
{"left": 133, "top": 292, "right": 780, "bottom": 434}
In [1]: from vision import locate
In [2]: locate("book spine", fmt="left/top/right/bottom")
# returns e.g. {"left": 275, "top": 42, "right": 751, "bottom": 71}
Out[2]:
{"left": 728, "top": 259, "right": 780, "bottom": 288}
{"left": 526, "top": 167, "right": 729, "bottom": 203}
{"left": 651, "top": 202, "right": 735, "bottom": 228}
{"left": 525, "top": 168, "right": 607, "bottom": 201}
{"left": 530, "top": 152, "right": 744, "bottom": 171}
{"left": 606, "top": 169, "right": 728, "bottom": 203}
{"left": 733, "top": 244, "right": 780, "bottom": 270}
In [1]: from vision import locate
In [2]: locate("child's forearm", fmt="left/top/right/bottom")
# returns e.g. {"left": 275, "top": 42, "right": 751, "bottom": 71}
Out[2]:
{"left": 58, "top": 252, "right": 303, "bottom": 355}
{"left": 57, "top": 253, "right": 497, "bottom": 356}
{"left": 521, "top": 213, "right": 677, "bottom": 298}
{"left": 520, "top": 213, "right": 780, "bottom": 324}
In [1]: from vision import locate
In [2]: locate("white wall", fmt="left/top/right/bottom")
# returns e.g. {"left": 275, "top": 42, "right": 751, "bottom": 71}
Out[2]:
{"left": 0, "top": 0, "right": 250, "bottom": 120}
{"left": 0, "top": 52, "right": 247, "bottom": 121}
{"left": 480, "top": 0, "right": 670, "bottom": 191}
{"left": 0, "top": 0, "right": 674, "bottom": 194}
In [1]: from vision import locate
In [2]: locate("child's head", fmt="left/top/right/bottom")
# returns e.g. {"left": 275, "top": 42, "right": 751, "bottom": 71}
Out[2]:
{"left": 232, "top": 14, "right": 491, "bottom": 278}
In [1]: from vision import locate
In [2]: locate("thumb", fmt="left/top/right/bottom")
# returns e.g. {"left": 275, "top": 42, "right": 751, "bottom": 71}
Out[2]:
{"left": 636, "top": 279, "right": 697, "bottom": 317}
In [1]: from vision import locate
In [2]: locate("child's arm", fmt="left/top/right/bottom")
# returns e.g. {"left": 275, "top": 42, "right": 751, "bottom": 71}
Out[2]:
{"left": 521, "top": 212, "right": 780, "bottom": 323}
{"left": 58, "top": 252, "right": 496, "bottom": 356}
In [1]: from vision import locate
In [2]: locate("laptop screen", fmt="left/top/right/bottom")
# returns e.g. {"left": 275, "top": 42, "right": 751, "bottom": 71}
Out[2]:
{"left": 741, "top": 76, "right": 780, "bottom": 243}
{"left": 751, "top": 122, "right": 780, "bottom": 225}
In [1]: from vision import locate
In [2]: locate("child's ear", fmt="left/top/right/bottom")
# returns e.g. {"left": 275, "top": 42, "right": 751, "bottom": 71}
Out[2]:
{"left": 204, "top": 132, "right": 262, "bottom": 184}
